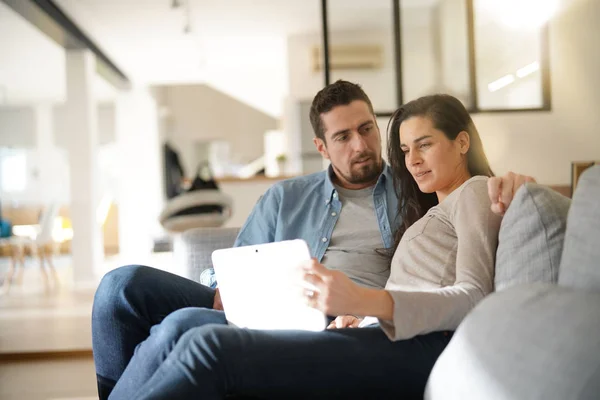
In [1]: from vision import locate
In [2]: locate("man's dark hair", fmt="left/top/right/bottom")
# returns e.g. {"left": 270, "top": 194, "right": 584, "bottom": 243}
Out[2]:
{"left": 309, "top": 80, "right": 375, "bottom": 142}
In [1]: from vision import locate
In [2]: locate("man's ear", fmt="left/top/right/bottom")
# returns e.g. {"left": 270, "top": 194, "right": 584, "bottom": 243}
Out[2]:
{"left": 457, "top": 131, "right": 470, "bottom": 155}
{"left": 313, "top": 137, "right": 330, "bottom": 160}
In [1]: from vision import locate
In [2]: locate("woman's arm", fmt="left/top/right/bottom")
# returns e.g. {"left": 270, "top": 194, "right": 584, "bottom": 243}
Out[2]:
{"left": 304, "top": 180, "right": 502, "bottom": 341}
{"left": 379, "top": 181, "right": 502, "bottom": 340}
{"left": 302, "top": 260, "right": 393, "bottom": 319}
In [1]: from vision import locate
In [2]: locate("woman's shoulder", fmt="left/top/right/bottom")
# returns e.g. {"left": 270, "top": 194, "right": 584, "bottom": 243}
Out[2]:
{"left": 451, "top": 176, "right": 492, "bottom": 215}
{"left": 444, "top": 175, "right": 489, "bottom": 204}
{"left": 443, "top": 176, "right": 492, "bottom": 217}
{"left": 458, "top": 175, "right": 489, "bottom": 196}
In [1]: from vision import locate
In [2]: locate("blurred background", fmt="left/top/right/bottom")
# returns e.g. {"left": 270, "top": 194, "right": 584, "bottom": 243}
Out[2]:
{"left": 0, "top": 0, "right": 598, "bottom": 398}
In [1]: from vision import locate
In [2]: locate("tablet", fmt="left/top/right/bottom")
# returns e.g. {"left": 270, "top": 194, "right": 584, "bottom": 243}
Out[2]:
{"left": 212, "top": 239, "right": 326, "bottom": 331}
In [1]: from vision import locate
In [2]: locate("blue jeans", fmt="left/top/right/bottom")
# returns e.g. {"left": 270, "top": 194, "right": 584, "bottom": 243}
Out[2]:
{"left": 110, "top": 313, "right": 452, "bottom": 400}
{"left": 92, "top": 265, "right": 225, "bottom": 399}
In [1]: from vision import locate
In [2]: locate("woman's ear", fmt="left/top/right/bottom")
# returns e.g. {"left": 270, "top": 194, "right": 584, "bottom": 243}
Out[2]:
{"left": 457, "top": 131, "right": 470, "bottom": 154}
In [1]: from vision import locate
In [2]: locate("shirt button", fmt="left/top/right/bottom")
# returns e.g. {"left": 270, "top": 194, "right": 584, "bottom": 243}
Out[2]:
{"left": 321, "top": 237, "right": 327, "bottom": 243}
{"left": 331, "top": 212, "right": 337, "bottom": 216}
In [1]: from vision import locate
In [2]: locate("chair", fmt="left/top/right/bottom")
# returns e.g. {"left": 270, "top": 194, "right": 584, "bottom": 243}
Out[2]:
{"left": 1, "top": 203, "right": 60, "bottom": 294}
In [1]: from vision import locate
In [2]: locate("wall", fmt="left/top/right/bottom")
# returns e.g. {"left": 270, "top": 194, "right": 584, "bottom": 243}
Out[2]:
{"left": 0, "top": 103, "right": 118, "bottom": 206}
{"left": 285, "top": 14, "right": 429, "bottom": 176}
{"left": 470, "top": 0, "right": 600, "bottom": 184}
{"left": 436, "top": 0, "right": 470, "bottom": 103}
{"left": 219, "top": 180, "right": 276, "bottom": 228}
{"left": 428, "top": 0, "right": 600, "bottom": 184}
{"left": 287, "top": 29, "right": 397, "bottom": 113}
{"left": 159, "top": 84, "right": 278, "bottom": 177}
{"left": 0, "top": 107, "right": 36, "bottom": 147}
{"left": 286, "top": 0, "right": 600, "bottom": 186}
{"left": 284, "top": 0, "right": 600, "bottom": 186}
{"left": 0, "top": 103, "right": 116, "bottom": 148}
{"left": 115, "top": 88, "right": 165, "bottom": 259}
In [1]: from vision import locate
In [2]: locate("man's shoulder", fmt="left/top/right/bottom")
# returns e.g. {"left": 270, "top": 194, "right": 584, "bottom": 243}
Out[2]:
{"left": 270, "top": 170, "right": 328, "bottom": 195}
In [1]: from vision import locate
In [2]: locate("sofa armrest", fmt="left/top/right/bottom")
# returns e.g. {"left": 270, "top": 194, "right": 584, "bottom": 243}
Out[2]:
{"left": 176, "top": 227, "right": 240, "bottom": 284}
{"left": 425, "top": 284, "right": 600, "bottom": 400}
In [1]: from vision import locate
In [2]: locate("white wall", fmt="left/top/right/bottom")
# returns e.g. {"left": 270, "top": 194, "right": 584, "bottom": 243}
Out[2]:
{"left": 0, "top": 107, "right": 36, "bottom": 147}
{"left": 0, "top": 104, "right": 119, "bottom": 206}
{"left": 287, "top": 29, "right": 397, "bottom": 112}
{"left": 160, "top": 84, "right": 278, "bottom": 177}
{"left": 0, "top": 103, "right": 116, "bottom": 148}
{"left": 286, "top": 0, "right": 600, "bottom": 185}
{"left": 436, "top": 0, "right": 470, "bottom": 103}
{"left": 219, "top": 180, "right": 275, "bottom": 228}
{"left": 472, "top": 0, "right": 600, "bottom": 184}
{"left": 115, "top": 88, "right": 165, "bottom": 259}
{"left": 400, "top": 8, "right": 438, "bottom": 102}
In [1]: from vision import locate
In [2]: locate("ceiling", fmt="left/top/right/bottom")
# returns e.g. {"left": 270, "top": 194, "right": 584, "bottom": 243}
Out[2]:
{"left": 1, "top": 0, "right": 438, "bottom": 115}
{"left": 0, "top": 1, "right": 116, "bottom": 106}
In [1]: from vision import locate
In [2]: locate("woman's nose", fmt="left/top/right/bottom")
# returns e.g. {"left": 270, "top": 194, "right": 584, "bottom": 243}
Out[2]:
{"left": 407, "top": 151, "right": 422, "bottom": 166}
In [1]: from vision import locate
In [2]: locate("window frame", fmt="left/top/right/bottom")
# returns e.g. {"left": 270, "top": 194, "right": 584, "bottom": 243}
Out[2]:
{"left": 319, "top": 0, "right": 552, "bottom": 115}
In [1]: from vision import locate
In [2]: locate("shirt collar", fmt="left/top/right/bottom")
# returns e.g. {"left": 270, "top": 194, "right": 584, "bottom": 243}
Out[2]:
{"left": 323, "top": 162, "right": 392, "bottom": 203}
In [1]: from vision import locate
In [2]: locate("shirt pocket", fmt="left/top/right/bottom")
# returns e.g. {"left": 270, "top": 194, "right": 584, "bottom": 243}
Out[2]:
{"left": 403, "top": 214, "right": 435, "bottom": 241}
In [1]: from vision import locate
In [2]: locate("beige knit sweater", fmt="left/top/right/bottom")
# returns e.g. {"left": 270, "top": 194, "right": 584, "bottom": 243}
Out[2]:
{"left": 378, "top": 176, "right": 502, "bottom": 341}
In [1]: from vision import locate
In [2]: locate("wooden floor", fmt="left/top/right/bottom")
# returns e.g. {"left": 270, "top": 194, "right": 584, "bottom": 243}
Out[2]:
{"left": 0, "top": 252, "right": 178, "bottom": 400}
{"left": 0, "top": 265, "right": 98, "bottom": 400}
{"left": 0, "top": 354, "right": 97, "bottom": 400}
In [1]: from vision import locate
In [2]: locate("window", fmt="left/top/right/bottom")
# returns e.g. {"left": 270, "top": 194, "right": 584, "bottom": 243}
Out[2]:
{"left": 319, "top": 0, "right": 552, "bottom": 113}
{"left": 0, "top": 149, "right": 27, "bottom": 193}
{"left": 327, "top": 0, "right": 398, "bottom": 113}
{"left": 400, "top": 0, "right": 472, "bottom": 107}
{"left": 473, "top": 0, "right": 553, "bottom": 110}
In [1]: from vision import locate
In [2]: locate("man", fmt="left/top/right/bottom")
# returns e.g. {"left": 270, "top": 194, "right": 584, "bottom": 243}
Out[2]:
{"left": 92, "top": 80, "right": 532, "bottom": 399}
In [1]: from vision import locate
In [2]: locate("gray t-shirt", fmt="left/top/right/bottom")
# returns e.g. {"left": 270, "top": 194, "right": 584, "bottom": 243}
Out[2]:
{"left": 320, "top": 184, "right": 391, "bottom": 289}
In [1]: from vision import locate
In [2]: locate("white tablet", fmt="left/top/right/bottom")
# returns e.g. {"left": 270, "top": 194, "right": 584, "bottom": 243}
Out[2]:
{"left": 212, "top": 239, "right": 326, "bottom": 331}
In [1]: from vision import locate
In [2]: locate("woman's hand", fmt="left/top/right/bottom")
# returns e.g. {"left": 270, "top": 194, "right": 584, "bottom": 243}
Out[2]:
{"left": 327, "top": 315, "right": 362, "bottom": 329}
{"left": 302, "top": 258, "right": 395, "bottom": 320}
{"left": 302, "top": 258, "right": 367, "bottom": 316}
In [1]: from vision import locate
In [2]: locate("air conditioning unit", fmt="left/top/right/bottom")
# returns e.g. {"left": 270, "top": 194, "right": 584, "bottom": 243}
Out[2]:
{"left": 312, "top": 44, "right": 384, "bottom": 71}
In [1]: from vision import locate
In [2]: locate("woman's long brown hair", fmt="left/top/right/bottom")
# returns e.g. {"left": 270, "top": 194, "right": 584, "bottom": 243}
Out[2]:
{"left": 387, "top": 94, "right": 494, "bottom": 249}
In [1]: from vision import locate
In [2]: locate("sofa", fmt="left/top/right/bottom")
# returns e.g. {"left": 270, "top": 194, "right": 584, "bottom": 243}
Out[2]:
{"left": 178, "top": 166, "right": 600, "bottom": 399}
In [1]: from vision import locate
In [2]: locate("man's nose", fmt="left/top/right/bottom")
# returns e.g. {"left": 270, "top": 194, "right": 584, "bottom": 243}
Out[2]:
{"left": 351, "top": 134, "right": 368, "bottom": 152}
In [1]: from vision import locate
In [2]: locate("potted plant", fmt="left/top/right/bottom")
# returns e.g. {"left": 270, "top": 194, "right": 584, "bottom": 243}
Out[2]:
{"left": 275, "top": 154, "right": 287, "bottom": 175}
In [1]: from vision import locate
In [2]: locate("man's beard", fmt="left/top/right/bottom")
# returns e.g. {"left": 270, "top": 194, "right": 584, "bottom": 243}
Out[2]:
{"left": 341, "top": 156, "right": 383, "bottom": 185}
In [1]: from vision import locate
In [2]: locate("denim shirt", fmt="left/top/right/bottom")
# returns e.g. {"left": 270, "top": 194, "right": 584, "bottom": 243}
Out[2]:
{"left": 237, "top": 164, "right": 399, "bottom": 254}
{"left": 202, "top": 164, "right": 400, "bottom": 287}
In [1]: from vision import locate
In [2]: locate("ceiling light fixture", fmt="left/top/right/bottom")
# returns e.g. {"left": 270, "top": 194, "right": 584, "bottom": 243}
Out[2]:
{"left": 488, "top": 74, "right": 515, "bottom": 92}
{"left": 184, "top": 0, "right": 192, "bottom": 34}
{"left": 171, "top": 0, "right": 182, "bottom": 9}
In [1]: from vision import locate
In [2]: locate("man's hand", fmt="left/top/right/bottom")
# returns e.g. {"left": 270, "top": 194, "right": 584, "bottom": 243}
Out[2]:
{"left": 302, "top": 258, "right": 366, "bottom": 316}
{"left": 327, "top": 315, "right": 362, "bottom": 329}
{"left": 488, "top": 172, "right": 536, "bottom": 215}
{"left": 212, "top": 288, "right": 224, "bottom": 311}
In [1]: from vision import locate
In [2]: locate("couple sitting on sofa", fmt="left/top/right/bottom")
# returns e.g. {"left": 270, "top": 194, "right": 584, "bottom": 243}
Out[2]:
{"left": 93, "top": 80, "right": 536, "bottom": 399}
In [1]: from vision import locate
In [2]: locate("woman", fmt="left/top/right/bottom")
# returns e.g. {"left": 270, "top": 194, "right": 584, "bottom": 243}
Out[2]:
{"left": 110, "top": 94, "right": 502, "bottom": 399}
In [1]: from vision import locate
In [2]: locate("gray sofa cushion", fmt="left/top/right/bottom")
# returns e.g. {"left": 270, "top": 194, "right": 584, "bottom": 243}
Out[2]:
{"left": 426, "top": 284, "right": 600, "bottom": 400}
{"left": 559, "top": 166, "right": 600, "bottom": 291}
{"left": 494, "top": 183, "right": 571, "bottom": 291}
{"left": 176, "top": 227, "right": 240, "bottom": 283}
